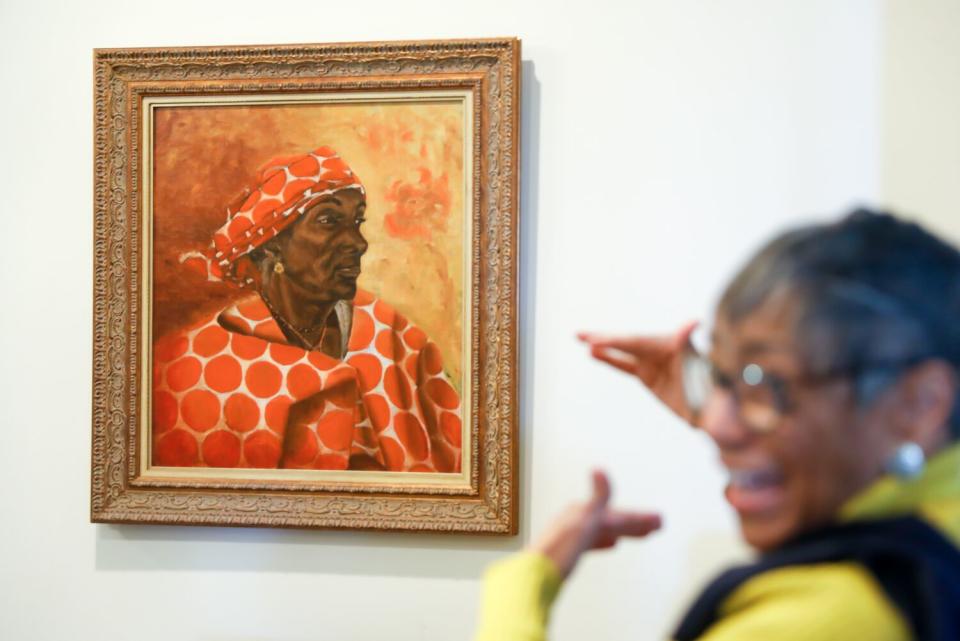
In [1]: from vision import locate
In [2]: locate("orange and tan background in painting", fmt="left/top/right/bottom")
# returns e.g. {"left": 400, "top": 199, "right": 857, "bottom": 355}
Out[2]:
{"left": 152, "top": 99, "right": 465, "bottom": 386}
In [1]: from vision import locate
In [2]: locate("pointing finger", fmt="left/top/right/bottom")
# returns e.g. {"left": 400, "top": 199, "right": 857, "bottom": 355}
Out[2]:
{"left": 589, "top": 347, "right": 638, "bottom": 374}
{"left": 602, "top": 511, "right": 663, "bottom": 537}
{"left": 589, "top": 469, "right": 612, "bottom": 508}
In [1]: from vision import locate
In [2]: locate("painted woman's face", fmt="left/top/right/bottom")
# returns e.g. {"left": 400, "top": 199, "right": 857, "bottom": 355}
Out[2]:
{"left": 276, "top": 189, "right": 368, "bottom": 302}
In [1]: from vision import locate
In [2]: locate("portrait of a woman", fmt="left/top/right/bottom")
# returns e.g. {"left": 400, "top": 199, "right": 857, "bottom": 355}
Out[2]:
{"left": 151, "top": 146, "right": 462, "bottom": 473}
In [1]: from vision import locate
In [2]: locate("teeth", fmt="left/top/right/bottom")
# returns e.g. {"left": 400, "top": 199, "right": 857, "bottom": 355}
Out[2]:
{"left": 728, "top": 468, "right": 782, "bottom": 490}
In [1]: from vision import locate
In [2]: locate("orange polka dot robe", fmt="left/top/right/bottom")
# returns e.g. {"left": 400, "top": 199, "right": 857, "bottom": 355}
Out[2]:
{"left": 153, "top": 147, "right": 462, "bottom": 472}
{"left": 153, "top": 290, "right": 462, "bottom": 472}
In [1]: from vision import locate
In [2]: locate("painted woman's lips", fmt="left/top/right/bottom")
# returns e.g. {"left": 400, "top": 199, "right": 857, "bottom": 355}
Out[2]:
{"left": 335, "top": 265, "right": 361, "bottom": 278}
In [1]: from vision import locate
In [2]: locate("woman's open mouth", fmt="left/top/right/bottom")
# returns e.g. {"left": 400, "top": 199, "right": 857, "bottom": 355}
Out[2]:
{"left": 334, "top": 265, "right": 361, "bottom": 278}
{"left": 724, "top": 465, "right": 786, "bottom": 515}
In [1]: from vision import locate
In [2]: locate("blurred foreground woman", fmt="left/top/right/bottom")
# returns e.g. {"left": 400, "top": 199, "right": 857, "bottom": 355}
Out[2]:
{"left": 476, "top": 210, "right": 960, "bottom": 640}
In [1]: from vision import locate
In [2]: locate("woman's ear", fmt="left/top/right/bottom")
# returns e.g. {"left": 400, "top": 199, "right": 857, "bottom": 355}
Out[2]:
{"left": 254, "top": 238, "right": 282, "bottom": 270}
{"left": 893, "top": 360, "right": 957, "bottom": 452}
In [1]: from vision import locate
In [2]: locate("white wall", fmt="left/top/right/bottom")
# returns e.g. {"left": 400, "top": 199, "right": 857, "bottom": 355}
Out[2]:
{"left": 0, "top": 1, "right": 893, "bottom": 640}
{"left": 882, "top": 0, "right": 960, "bottom": 244}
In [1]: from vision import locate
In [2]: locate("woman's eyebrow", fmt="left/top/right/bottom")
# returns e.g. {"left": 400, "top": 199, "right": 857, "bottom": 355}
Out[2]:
{"left": 709, "top": 333, "right": 793, "bottom": 357}
{"left": 738, "top": 341, "right": 774, "bottom": 357}
{"left": 739, "top": 341, "right": 795, "bottom": 358}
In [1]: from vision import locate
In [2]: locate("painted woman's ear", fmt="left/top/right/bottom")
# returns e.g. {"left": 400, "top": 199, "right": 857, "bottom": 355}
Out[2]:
{"left": 250, "top": 238, "right": 281, "bottom": 270}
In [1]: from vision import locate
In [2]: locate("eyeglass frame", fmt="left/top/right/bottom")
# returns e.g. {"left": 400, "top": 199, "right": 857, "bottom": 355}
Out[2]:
{"left": 681, "top": 346, "right": 932, "bottom": 433}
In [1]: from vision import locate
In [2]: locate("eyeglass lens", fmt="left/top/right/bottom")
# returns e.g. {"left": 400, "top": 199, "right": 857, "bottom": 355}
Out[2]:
{"left": 684, "top": 352, "right": 782, "bottom": 433}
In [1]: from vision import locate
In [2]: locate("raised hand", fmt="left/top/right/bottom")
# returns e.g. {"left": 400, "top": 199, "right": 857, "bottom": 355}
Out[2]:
{"left": 577, "top": 321, "right": 698, "bottom": 423}
{"left": 531, "top": 470, "right": 662, "bottom": 579}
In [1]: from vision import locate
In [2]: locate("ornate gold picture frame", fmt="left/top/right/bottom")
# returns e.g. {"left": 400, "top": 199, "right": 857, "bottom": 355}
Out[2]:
{"left": 91, "top": 39, "right": 520, "bottom": 533}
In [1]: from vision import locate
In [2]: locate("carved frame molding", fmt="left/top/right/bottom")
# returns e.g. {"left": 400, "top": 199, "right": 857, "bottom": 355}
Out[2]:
{"left": 91, "top": 38, "right": 520, "bottom": 533}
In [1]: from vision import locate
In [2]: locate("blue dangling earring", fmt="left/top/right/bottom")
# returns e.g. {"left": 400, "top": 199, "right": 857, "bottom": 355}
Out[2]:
{"left": 885, "top": 442, "right": 925, "bottom": 480}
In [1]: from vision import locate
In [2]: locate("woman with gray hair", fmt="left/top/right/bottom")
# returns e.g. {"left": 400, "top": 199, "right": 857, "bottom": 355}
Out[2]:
{"left": 475, "top": 210, "right": 960, "bottom": 640}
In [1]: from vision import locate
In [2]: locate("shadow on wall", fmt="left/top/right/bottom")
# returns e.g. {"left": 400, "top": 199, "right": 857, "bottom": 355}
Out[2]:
{"left": 95, "top": 524, "right": 520, "bottom": 577}
{"left": 94, "top": 60, "right": 543, "bottom": 580}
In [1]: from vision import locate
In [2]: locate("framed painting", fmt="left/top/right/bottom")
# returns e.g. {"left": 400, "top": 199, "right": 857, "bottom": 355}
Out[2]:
{"left": 91, "top": 39, "right": 520, "bottom": 533}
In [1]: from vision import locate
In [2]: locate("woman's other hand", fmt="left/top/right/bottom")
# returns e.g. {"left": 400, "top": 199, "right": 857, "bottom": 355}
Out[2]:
{"left": 531, "top": 470, "right": 662, "bottom": 579}
{"left": 578, "top": 321, "right": 698, "bottom": 424}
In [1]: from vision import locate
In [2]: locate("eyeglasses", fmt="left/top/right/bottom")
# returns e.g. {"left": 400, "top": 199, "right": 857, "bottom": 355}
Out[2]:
{"left": 681, "top": 347, "right": 927, "bottom": 433}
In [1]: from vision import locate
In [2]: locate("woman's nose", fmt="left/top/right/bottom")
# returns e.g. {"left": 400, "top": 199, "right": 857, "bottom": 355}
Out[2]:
{"left": 342, "top": 227, "right": 368, "bottom": 255}
{"left": 700, "top": 389, "right": 753, "bottom": 449}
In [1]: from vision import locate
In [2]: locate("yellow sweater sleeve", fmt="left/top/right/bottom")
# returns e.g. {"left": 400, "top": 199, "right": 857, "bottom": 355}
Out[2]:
{"left": 696, "top": 562, "right": 912, "bottom": 641}
{"left": 474, "top": 552, "right": 563, "bottom": 641}
{"left": 474, "top": 556, "right": 911, "bottom": 641}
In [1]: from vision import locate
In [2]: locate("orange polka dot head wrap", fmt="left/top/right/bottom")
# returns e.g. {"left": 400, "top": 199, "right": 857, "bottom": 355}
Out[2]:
{"left": 181, "top": 146, "right": 365, "bottom": 287}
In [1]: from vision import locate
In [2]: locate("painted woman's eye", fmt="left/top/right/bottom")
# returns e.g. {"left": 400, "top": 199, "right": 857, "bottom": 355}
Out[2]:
{"left": 314, "top": 210, "right": 340, "bottom": 225}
